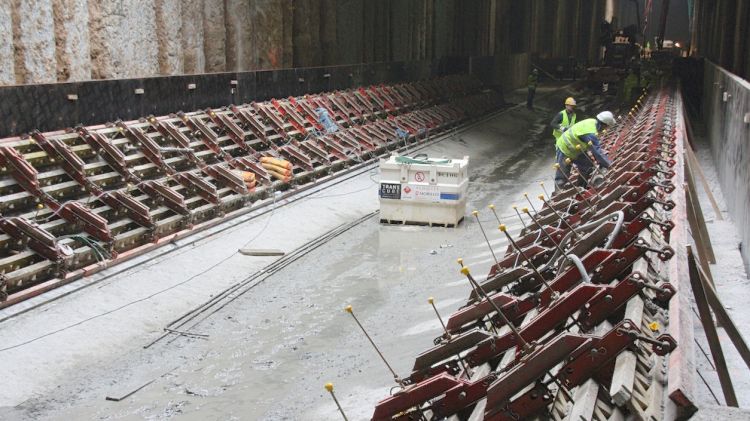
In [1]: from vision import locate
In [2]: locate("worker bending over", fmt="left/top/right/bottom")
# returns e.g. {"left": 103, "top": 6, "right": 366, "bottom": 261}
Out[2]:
{"left": 554, "top": 111, "right": 616, "bottom": 190}
{"left": 550, "top": 97, "right": 578, "bottom": 143}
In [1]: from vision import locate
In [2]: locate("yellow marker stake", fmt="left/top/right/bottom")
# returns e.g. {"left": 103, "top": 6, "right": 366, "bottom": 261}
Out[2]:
{"left": 539, "top": 182, "right": 550, "bottom": 199}
{"left": 324, "top": 383, "right": 349, "bottom": 421}
{"left": 538, "top": 190, "right": 580, "bottom": 235}
{"left": 473, "top": 210, "right": 498, "bottom": 266}
{"left": 521, "top": 203, "right": 569, "bottom": 258}
{"left": 523, "top": 193, "right": 541, "bottom": 217}
{"left": 429, "top": 296, "right": 472, "bottom": 378}
{"left": 34, "top": 202, "right": 44, "bottom": 219}
{"left": 510, "top": 204, "right": 526, "bottom": 228}
{"left": 458, "top": 256, "right": 530, "bottom": 351}
{"left": 498, "top": 221, "right": 553, "bottom": 291}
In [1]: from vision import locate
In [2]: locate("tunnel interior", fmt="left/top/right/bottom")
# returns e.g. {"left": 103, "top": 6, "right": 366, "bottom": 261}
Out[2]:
{"left": 1, "top": 1, "right": 750, "bottom": 420}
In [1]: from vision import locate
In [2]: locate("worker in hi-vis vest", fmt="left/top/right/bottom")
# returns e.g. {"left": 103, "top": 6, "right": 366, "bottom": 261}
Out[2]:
{"left": 550, "top": 97, "right": 578, "bottom": 142}
{"left": 554, "top": 111, "right": 616, "bottom": 190}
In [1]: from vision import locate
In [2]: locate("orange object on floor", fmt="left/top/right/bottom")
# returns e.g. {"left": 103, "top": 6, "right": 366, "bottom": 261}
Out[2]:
{"left": 260, "top": 157, "right": 292, "bottom": 169}
{"left": 261, "top": 162, "right": 292, "bottom": 176}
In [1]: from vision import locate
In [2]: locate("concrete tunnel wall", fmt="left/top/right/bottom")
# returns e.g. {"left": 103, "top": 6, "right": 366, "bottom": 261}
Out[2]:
{"left": 0, "top": 0, "right": 607, "bottom": 90}
{"left": 692, "top": 0, "right": 750, "bottom": 82}
{"left": 703, "top": 60, "right": 750, "bottom": 266}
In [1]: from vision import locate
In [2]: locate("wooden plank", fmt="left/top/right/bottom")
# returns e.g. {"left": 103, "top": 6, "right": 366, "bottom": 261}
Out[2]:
{"left": 685, "top": 148, "right": 724, "bottom": 221}
{"left": 566, "top": 379, "right": 600, "bottom": 421}
{"left": 685, "top": 187, "right": 716, "bottom": 289}
{"left": 666, "top": 91, "right": 697, "bottom": 413}
{"left": 685, "top": 158, "right": 717, "bottom": 264}
{"left": 610, "top": 296, "right": 643, "bottom": 405}
{"left": 694, "top": 261, "right": 750, "bottom": 371}
{"left": 238, "top": 248, "right": 285, "bottom": 256}
{"left": 687, "top": 246, "right": 738, "bottom": 406}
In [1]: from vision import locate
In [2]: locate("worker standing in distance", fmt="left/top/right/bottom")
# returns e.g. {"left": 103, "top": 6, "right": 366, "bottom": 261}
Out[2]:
{"left": 526, "top": 68, "right": 538, "bottom": 110}
{"left": 550, "top": 97, "right": 578, "bottom": 143}
{"left": 554, "top": 111, "right": 616, "bottom": 190}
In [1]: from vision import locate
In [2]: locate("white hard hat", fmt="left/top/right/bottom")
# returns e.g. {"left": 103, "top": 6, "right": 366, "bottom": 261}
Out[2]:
{"left": 596, "top": 111, "right": 616, "bottom": 126}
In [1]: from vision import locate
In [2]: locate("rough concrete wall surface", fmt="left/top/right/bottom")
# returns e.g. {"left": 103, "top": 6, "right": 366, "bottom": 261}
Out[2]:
{"left": 319, "top": 0, "right": 337, "bottom": 65}
{"left": 335, "top": 0, "right": 364, "bottom": 65}
{"left": 202, "top": 0, "right": 226, "bottom": 72}
{"left": 224, "top": 0, "right": 252, "bottom": 71}
{"left": 293, "top": 0, "right": 321, "bottom": 67}
{"left": 155, "top": 0, "right": 183, "bottom": 75}
{"left": 0, "top": 0, "right": 605, "bottom": 87}
{"left": 0, "top": 3, "right": 14, "bottom": 84}
{"left": 695, "top": 0, "right": 750, "bottom": 81}
{"left": 12, "top": 0, "right": 57, "bottom": 83}
{"left": 390, "top": 0, "right": 411, "bottom": 62}
{"left": 497, "top": 53, "right": 529, "bottom": 91}
{"left": 704, "top": 61, "right": 750, "bottom": 266}
{"left": 88, "top": 0, "right": 159, "bottom": 79}
{"left": 433, "top": 0, "right": 456, "bottom": 59}
{"left": 53, "top": 0, "right": 91, "bottom": 82}
{"left": 181, "top": 1, "right": 205, "bottom": 74}
{"left": 249, "top": 0, "right": 287, "bottom": 69}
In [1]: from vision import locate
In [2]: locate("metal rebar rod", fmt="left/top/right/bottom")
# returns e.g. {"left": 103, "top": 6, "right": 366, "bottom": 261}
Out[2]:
{"left": 457, "top": 262, "right": 529, "bottom": 351}
{"left": 473, "top": 210, "right": 499, "bottom": 266}
{"left": 521, "top": 207, "right": 567, "bottom": 258}
{"left": 325, "top": 383, "right": 350, "bottom": 421}
{"left": 498, "top": 224, "right": 553, "bottom": 291}
{"left": 511, "top": 205, "right": 527, "bottom": 229}
{"left": 539, "top": 181, "right": 551, "bottom": 199}
{"left": 345, "top": 305, "right": 403, "bottom": 386}
{"left": 554, "top": 162, "right": 595, "bottom": 212}
{"left": 429, "top": 297, "right": 472, "bottom": 378}
{"left": 536, "top": 194, "right": 579, "bottom": 236}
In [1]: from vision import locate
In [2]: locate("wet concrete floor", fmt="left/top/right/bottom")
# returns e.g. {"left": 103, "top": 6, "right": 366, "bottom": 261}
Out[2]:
{"left": 0, "top": 85, "right": 609, "bottom": 420}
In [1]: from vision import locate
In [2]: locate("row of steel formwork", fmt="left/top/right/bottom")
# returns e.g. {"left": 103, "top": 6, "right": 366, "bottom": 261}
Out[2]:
{"left": 365, "top": 86, "right": 697, "bottom": 420}
{"left": 0, "top": 74, "right": 501, "bottom": 308}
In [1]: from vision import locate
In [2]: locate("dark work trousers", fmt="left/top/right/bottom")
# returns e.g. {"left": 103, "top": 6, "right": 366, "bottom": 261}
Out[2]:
{"left": 527, "top": 87, "right": 536, "bottom": 109}
{"left": 555, "top": 147, "right": 594, "bottom": 189}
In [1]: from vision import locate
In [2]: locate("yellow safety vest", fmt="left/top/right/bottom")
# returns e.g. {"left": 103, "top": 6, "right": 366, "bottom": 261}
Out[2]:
{"left": 556, "top": 118, "right": 599, "bottom": 158}
{"left": 552, "top": 110, "right": 577, "bottom": 140}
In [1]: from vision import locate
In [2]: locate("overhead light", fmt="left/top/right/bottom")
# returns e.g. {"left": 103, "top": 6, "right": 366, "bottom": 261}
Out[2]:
{"left": 674, "top": 42, "right": 681, "bottom": 48}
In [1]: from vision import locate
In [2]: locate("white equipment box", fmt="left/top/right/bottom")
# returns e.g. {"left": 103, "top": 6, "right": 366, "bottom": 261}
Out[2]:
{"left": 378, "top": 154, "right": 469, "bottom": 227}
